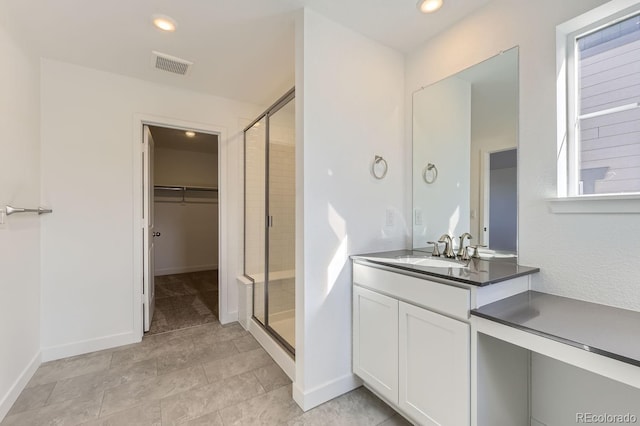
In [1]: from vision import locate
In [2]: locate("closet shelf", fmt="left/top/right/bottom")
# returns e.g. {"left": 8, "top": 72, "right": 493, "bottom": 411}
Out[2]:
{"left": 154, "top": 185, "right": 218, "bottom": 204}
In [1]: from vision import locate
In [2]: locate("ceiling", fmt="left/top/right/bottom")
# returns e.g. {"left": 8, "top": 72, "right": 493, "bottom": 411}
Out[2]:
{"left": 149, "top": 126, "right": 218, "bottom": 154}
{"left": 1, "top": 0, "right": 491, "bottom": 106}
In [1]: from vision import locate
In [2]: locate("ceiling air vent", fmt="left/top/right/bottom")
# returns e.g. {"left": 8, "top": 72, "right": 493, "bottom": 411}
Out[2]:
{"left": 152, "top": 51, "right": 193, "bottom": 75}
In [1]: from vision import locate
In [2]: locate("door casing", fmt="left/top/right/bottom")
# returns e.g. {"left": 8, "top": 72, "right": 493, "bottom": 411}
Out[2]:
{"left": 133, "top": 114, "right": 226, "bottom": 339}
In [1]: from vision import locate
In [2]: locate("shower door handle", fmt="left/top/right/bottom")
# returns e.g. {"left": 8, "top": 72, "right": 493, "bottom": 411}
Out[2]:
{"left": 266, "top": 215, "right": 273, "bottom": 228}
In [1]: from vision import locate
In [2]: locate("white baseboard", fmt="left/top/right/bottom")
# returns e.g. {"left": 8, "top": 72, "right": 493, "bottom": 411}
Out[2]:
{"left": 0, "top": 351, "right": 41, "bottom": 422}
{"left": 249, "top": 319, "right": 295, "bottom": 381}
{"left": 155, "top": 264, "right": 218, "bottom": 276}
{"left": 41, "top": 331, "right": 139, "bottom": 362}
{"left": 293, "top": 372, "right": 362, "bottom": 411}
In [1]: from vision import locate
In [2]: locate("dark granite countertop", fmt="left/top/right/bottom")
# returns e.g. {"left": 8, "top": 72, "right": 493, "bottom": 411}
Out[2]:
{"left": 471, "top": 291, "right": 640, "bottom": 367}
{"left": 351, "top": 249, "right": 539, "bottom": 287}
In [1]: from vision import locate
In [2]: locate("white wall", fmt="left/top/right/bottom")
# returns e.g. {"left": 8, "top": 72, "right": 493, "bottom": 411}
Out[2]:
{"left": 0, "top": 21, "right": 42, "bottom": 421}
{"left": 154, "top": 147, "right": 218, "bottom": 275}
{"left": 406, "top": 0, "right": 640, "bottom": 420}
{"left": 154, "top": 147, "right": 218, "bottom": 188}
{"left": 294, "top": 8, "right": 406, "bottom": 410}
{"left": 40, "top": 59, "right": 261, "bottom": 359}
{"left": 153, "top": 201, "right": 219, "bottom": 275}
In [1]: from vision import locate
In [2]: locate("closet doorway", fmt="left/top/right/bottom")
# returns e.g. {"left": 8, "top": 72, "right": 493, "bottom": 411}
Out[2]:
{"left": 143, "top": 124, "right": 220, "bottom": 335}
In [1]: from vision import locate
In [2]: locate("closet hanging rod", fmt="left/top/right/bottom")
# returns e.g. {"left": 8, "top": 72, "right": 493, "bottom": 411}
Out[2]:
{"left": 154, "top": 185, "right": 218, "bottom": 192}
{"left": 154, "top": 200, "right": 218, "bottom": 205}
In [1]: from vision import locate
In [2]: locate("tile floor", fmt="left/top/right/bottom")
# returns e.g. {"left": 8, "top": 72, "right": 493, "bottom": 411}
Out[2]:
{"left": 148, "top": 271, "right": 218, "bottom": 335}
{"left": 2, "top": 321, "right": 412, "bottom": 425}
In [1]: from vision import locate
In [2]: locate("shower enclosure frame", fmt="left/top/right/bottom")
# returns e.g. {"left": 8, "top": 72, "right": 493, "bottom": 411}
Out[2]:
{"left": 243, "top": 87, "right": 296, "bottom": 356}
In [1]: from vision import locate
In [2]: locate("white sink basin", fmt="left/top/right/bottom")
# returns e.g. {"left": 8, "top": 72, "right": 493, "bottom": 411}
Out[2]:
{"left": 365, "top": 256, "right": 469, "bottom": 269}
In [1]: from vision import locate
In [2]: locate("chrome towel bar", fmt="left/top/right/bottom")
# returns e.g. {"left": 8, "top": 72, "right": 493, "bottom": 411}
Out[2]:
{"left": 5, "top": 205, "right": 53, "bottom": 215}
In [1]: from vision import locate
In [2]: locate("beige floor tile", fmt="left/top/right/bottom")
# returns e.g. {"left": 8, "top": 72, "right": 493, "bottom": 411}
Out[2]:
{"left": 286, "top": 387, "right": 397, "bottom": 426}
{"left": 377, "top": 413, "right": 413, "bottom": 426}
{"left": 6, "top": 382, "right": 55, "bottom": 415}
{"left": 183, "top": 411, "right": 224, "bottom": 426}
{"left": 202, "top": 348, "right": 273, "bottom": 384}
{"left": 219, "top": 385, "right": 302, "bottom": 426}
{"left": 79, "top": 401, "right": 162, "bottom": 426}
{"left": 253, "top": 363, "right": 292, "bottom": 392}
{"left": 27, "top": 352, "right": 112, "bottom": 388}
{"left": 160, "top": 371, "right": 265, "bottom": 425}
{"left": 110, "top": 334, "right": 194, "bottom": 369}
{"left": 232, "top": 334, "right": 261, "bottom": 353}
{"left": 196, "top": 323, "right": 248, "bottom": 346}
{"left": 100, "top": 365, "right": 207, "bottom": 417}
{"left": 1, "top": 393, "right": 103, "bottom": 426}
{"left": 156, "top": 339, "right": 238, "bottom": 376}
{"left": 47, "top": 359, "right": 157, "bottom": 405}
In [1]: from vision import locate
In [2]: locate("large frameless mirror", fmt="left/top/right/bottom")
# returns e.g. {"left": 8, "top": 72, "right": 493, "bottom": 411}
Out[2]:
{"left": 412, "top": 47, "right": 519, "bottom": 256}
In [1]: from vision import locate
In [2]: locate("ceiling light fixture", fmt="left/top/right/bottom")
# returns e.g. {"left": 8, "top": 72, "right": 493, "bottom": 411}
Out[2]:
{"left": 185, "top": 131, "right": 196, "bottom": 138}
{"left": 152, "top": 14, "right": 177, "bottom": 32}
{"left": 417, "top": 0, "right": 443, "bottom": 13}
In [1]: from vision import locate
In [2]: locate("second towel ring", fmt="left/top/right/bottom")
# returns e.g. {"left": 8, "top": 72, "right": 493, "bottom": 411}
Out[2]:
{"left": 423, "top": 163, "right": 438, "bottom": 184}
{"left": 372, "top": 155, "right": 388, "bottom": 179}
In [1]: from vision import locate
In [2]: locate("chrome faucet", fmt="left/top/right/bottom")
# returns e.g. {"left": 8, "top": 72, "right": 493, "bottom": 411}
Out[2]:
{"left": 438, "top": 234, "right": 455, "bottom": 258}
{"left": 457, "top": 233, "right": 473, "bottom": 260}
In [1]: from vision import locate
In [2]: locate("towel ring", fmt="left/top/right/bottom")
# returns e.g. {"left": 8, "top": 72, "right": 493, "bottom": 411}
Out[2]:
{"left": 372, "top": 155, "right": 388, "bottom": 180}
{"left": 423, "top": 163, "right": 438, "bottom": 184}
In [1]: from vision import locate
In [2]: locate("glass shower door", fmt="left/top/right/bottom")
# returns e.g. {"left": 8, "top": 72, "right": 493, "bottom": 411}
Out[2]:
{"left": 266, "top": 97, "right": 296, "bottom": 351}
{"left": 243, "top": 88, "right": 295, "bottom": 355}
{"left": 244, "top": 117, "right": 267, "bottom": 325}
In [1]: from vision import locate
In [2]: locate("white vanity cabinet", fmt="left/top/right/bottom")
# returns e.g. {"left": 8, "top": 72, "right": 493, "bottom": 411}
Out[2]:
{"left": 399, "top": 301, "right": 469, "bottom": 425}
{"left": 353, "top": 261, "right": 530, "bottom": 426}
{"left": 353, "top": 285, "right": 399, "bottom": 404}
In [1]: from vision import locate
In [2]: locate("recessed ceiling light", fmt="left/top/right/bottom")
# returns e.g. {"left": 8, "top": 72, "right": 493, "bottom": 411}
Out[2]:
{"left": 417, "top": 0, "right": 443, "bottom": 13}
{"left": 185, "top": 131, "right": 196, "bottom": 138}
{"left": 152, "top": 14, "right": 177, "bottom": 32}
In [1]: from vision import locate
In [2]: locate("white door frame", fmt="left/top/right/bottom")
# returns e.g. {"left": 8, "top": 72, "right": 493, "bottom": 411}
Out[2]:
{"left": 132, "top": 114, "right": 228, "bottom": 339}
{"left": 479, "top": 147, "right": 517, "bottom": 248}
{"left": 142, "top": 125, "right": 156, "bottom": 332}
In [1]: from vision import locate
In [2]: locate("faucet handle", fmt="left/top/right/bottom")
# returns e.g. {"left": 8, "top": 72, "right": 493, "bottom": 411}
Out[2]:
{"left": 469, "top": 245, "right": 487, "bottom": 259}
{"left": 427, "top": 241, "right": 441, "bottom": 257}
{"left": 460, "top": 246, "right": 471, "bottom": 261}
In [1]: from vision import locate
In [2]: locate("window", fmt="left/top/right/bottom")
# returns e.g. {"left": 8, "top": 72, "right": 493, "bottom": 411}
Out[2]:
{"left": 563, "top": 8, "right": 640, "bottom": 197}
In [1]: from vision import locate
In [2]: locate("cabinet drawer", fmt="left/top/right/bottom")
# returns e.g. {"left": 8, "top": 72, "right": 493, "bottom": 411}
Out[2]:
{"left": 353, "top": 263, "right": 470, "bottom": 321}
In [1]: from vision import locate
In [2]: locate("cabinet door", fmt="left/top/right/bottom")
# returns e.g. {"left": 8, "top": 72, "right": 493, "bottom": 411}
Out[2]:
{"left": 399, "top": 301, "right": 470, "bottom": 425}
{"left": 353, "top": 285, "right": 399, "bottom": 404}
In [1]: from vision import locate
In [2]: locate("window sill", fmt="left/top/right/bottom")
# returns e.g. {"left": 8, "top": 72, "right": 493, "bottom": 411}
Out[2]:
{"left": 547, "top": 194, "right": 640, "bottom": 214}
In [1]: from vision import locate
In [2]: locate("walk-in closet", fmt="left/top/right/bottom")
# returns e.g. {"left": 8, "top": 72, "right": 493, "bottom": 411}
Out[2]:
{"left": 147, "top": 125, "right": 219, "bottom": 335}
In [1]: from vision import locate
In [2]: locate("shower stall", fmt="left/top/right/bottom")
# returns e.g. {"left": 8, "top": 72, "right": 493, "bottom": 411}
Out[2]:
{"left": 244, "top": 88, "right": 295, "bottom": 355}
